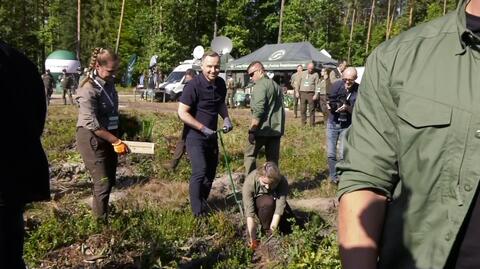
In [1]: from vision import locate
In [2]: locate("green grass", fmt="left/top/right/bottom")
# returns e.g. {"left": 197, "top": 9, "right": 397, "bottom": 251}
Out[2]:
{"left": 31, "top": 104, "right": 340, "bottom": 268}
{"left": 25, "top": 202, "right": 252, "bottom": 268}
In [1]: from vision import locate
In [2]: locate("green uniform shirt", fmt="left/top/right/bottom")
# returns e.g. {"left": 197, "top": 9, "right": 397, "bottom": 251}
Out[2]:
{"left": 242, "top": 170, "right": 288, "bottom": 218}
{"left": 298, "top": 71, "right": 319, "bottom": 92}
{"left": 337, "top": 1, "right": 480, "bottom": 268}
{"left": 250, "top": 76, "right": 285, "bottom": 137}
{"left": 316, "top": 79, "right": 330, "bottom": 95}
{"left": 290, "top": 71, "right": 302, "bottom": 92}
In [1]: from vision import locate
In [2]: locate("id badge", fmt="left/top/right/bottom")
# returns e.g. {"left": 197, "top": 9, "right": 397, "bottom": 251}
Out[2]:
{"left": 108, "top": 116, "right": 119, "bottom": 130}
{"left": 304, "top": 81, "right": 309, "bottom": 87}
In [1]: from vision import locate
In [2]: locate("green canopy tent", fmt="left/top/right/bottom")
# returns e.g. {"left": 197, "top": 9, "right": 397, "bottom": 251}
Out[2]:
{"left": 226, "top": 42, "right": 337, "bottom": 72}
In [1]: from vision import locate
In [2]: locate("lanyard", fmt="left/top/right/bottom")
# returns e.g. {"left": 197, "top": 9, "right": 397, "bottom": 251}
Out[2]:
{"left": 91, "top": 76, "right": 115, "bottom": 108}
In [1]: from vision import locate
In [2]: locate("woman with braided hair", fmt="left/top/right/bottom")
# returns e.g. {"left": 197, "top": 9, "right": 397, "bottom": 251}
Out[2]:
{"left": 242, "top": 161, "right": 294, "bottom": 250}
{"left": 76, "top": 47, "right": 129, "bottom": 220}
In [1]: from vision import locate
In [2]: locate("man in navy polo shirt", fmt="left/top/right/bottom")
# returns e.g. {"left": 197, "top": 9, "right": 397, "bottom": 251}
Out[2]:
{"left": 178, "top": 51, "right": 233, "bottom": 216}
{"left": 326, "top": 67, "right": 358, "bottom": 183}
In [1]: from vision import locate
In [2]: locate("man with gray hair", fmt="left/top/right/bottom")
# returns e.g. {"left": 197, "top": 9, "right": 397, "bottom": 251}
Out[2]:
{"left": 326, "top": 67, "right": 358, "bottom": 183}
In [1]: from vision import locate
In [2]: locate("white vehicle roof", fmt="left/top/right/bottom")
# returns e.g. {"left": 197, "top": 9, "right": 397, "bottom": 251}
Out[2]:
{"left": 173, "top": 59, "right": 201, "bottom": 72}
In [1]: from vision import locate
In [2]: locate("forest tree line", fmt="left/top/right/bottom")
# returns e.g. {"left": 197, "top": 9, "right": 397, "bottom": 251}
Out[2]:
{"left": 0, "top": 0, "right": 460, "bottom": 77}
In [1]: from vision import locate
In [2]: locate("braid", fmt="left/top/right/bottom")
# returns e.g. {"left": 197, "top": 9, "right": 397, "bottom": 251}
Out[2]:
{"left": 80, "top": 47, "right": 103, "bottom": 87}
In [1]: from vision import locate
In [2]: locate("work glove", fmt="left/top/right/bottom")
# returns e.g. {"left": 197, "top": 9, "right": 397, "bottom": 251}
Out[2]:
{"left": 222, "top": 117, "right": 233, "bottom": 133}
{"left": 200, "top": 126, "right": 216, "bottom": 139}
{"left": 249, "top": 239, "right": 259, "bottom": 250}
{"left": 112, "top": 139, "right": 130, "bottom": 155}
{"left": 248, "top": 128, "right": 256, "bottom": 145}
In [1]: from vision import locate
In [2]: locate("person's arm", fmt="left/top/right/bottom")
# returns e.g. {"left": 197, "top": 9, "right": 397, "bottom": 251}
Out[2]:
{"left": 242, "top": 175, "right": 258, "bottom": 243}
{"left": 249, "top": 82, "right": 267, "bottom": 129}
{"left": 270, "top": 214, "right": 281, "bottom": 231}
{"left": 313, "top": 73, "right": 320, "bottom": 100}
{"left": 295, "top": 74, "right": 302, "bottom": 98}
{"left": 337, "top": 47, "right": 399, "bottom": 268}
{"left": 271, "top": 177, "right": 288, "bottom": 231}
{"left": 338, "top": 190, "right": 387, "bottom": 269}
{"left": 247, "top": 216, "right": 257, "bottom": 242}
{"left": 219, "top": 102, "right": 229, "bottom": 119}
{"left": 178, "top": 102, "right": 204, "bottom": 131}
{"left": 93, "top": 128, "right": 120, "bottom": 144}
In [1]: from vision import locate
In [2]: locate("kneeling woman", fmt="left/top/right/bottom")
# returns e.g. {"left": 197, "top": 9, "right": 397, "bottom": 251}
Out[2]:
{"left": 242, "top": 162, "right": 292, "bottom": 249}
{"left": 76, "top": 48, "right": 129, "bottom": 220}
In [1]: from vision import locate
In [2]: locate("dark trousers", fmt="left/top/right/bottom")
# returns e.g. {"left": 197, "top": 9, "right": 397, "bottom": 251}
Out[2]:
{"left": 293, "top": 95, "right": 299, "bottom": 117}
{"left": 62, "top": 88, "right": 74, "bottom": 105}
{"left": 244, "top": 136, "right": 281, "bottom": 175}
{"left": 300, "top": 91, "right": 315, "bottom": 126}
{"left": 76, "top": 127, "right": 118, "bottom": 219}
{"left": 169, "top": 138, "right": 186, "bottom": 169}
{"left": 318, "top": 94, "right": 329, "bottom": 118}
{"left": 186, "top": 138, "right": 218, "bottom": 216}
{"left": 226, "top": 90, "right": 235, "bottom": 108}
{"left": 255, "top": 195, "right": 292, "bottom": 234}
{"left": 0, "top": 204, "right": 25, "bottom": 269}
{"left": 45, "top": 87, "right": 53, "bottom": 105}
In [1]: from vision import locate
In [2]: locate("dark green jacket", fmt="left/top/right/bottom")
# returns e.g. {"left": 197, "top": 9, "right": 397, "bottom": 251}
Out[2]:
{"left": 337, "top": 1, "right": 479, "bottom": 268}
{"left": 250, "top": 76, "right": 285, "bottom": 137}
{"left": 242, "top": 170, "right": 288, "bottom": 218}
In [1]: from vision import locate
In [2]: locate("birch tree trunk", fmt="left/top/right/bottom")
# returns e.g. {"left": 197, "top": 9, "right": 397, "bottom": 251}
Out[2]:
{"left": 344, "top": 5, "right": 351, "bottom": 26}
{"left": 409, "top": 0, "right": 415, "bottom": 27}
{"left": 443, "top": 0, "right": 448, "bottom": 15}
{"left": 77, "top": 0, "right": 81, "bottom": 60}
{"left": 348, "top": 7, "right": 357, "bottom": 63}
{"left": 386, "top": 0, "right": 396, "bottom": 40}
{"left": 366, "top": 0, "right": 375, "bottom": 54}
{"left": 213, "top": 0, "right": 219, "bottom": 38}
{"left": 386, "top": 0, "right": 391, "bottom": 39}
{"left": 115, "top": 0, "right": 126, "bottom": 53}
{"left": 278, "top": 0, "right": 285, "bottom": 44}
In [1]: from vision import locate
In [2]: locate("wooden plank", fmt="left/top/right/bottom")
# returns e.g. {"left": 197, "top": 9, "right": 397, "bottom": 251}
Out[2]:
{"left": 123, "top": 141, "right": 155, "bottom": 154}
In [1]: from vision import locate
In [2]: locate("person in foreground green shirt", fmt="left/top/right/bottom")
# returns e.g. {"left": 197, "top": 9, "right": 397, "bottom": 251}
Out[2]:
{"left": 338, "top": 0, "right": 480, "bottom": 268}
{"left": 242, "top": 162, "right": 291, "bottom": 250}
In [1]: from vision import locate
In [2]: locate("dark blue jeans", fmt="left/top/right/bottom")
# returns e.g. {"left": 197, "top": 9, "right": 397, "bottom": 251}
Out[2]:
{"left": 326, "top": 122, "right": 348, "bottom": 181}
{"left": 186, "top": 138, "right": 218, "bottom": 216}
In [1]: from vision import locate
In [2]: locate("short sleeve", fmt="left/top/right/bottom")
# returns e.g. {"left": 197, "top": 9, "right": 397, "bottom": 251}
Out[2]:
{"left": 218, "top": 79, "right": 227, "bottom": 103}
{"left": 179, "top": 81, "right": 197, "bottom": 107}
{"left": 337, "top": 48, "right": 400, "bottom": 200}
{"left": 250, "top": 83, "right": 268, "bottom": 120}
{"left": 76, "top": 85, "right": 100, "bottom": 131}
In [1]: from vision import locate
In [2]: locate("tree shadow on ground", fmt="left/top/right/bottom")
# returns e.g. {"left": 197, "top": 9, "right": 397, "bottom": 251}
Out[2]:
{"left": 207, "top": 191, "right": 243, "bottom": 213}
{"left": 115, "top": 175, "right": 150, "bottom": 190}
{"left": 288, "top": 170, "right": 328, "bottom": 193}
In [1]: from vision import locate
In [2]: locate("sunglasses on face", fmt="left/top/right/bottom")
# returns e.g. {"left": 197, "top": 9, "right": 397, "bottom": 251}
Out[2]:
{"left": 343, "top": 78, "right": 355, "bottom": 83}
{"left": 248, "top": 69, "right": 258, "bottom": 77}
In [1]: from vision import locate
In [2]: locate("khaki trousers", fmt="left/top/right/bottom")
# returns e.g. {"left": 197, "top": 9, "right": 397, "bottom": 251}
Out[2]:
{"left": 300, "top": 91, "right": 315, "bottom": 126}
{"left": 76, "top": 127, "right": 118, "bottom": 219}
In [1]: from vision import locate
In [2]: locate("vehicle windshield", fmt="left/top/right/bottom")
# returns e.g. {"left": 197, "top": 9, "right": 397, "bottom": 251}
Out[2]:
{"left": 165, "top": 71, "right": 185, "bottom": 83}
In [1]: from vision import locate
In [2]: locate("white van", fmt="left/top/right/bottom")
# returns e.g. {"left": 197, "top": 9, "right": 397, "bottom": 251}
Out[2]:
{"left": 157, "top": 59, "right": 201, "bottom": 101}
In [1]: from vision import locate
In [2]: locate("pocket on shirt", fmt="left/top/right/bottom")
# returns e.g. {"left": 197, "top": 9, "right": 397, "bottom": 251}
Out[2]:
{"left": 397, "top": 93, "right": 451, "bottom": 128}
{"left": 396, "top": 92, "right": 453, "bottom": 195}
